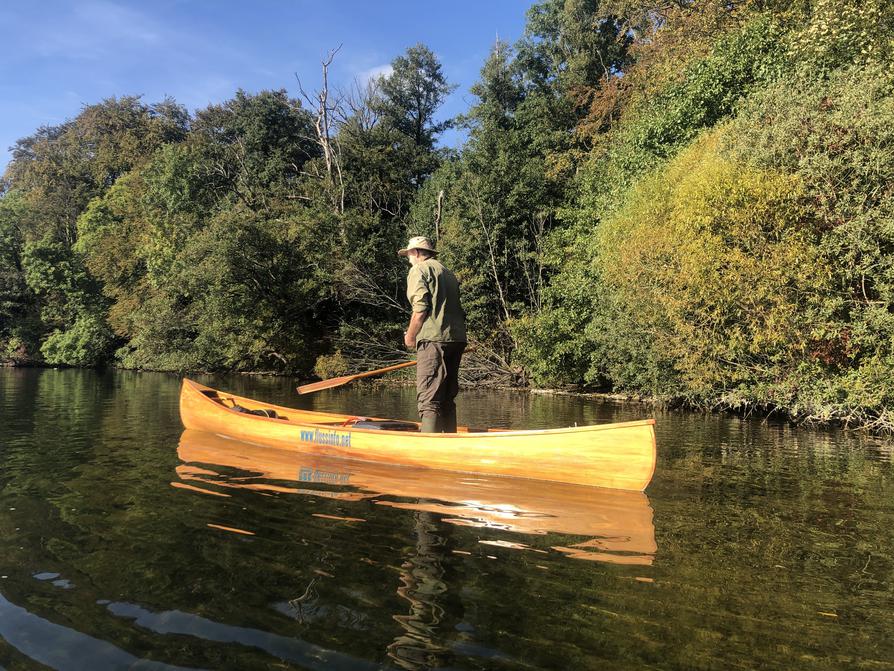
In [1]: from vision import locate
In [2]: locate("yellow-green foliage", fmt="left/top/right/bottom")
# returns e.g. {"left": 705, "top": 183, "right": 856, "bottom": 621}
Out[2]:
{"left": 596, "top": 130, "right": 829, "bottom": 396}
{"left": 313, "top": 350, "right": 350, "bottom": 379}
{"left": 788, "top": 0, "right": 894, "bottom": 71}
{"left": 715, "top": 63, "right": 894, "bottom": 423}
{"left": 573, "top": 15, "right": 786, "bottom": 224}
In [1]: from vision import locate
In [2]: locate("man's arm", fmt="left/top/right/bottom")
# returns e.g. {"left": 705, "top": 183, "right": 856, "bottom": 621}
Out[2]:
{"left": 405, "top": 264, "right": 431, "bottom": 349}
{"left": 404, "top": 310, "right": 429, "bottom": 349}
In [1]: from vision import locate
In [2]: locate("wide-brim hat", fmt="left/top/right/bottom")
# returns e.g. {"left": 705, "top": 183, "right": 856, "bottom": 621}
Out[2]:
{"left": 397, "top": 235, "right": 437, "bottom": 257}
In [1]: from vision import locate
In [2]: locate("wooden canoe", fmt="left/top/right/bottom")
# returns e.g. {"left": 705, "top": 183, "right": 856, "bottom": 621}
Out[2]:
{"left": 179, "top": 378, "right": 657, "bottom": 491}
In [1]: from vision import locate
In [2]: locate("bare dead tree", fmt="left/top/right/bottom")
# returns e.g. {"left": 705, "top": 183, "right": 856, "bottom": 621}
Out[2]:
{"left": 470, "top": 179, "right": 512, "bottom": 327}
{"left": 435, "top": 189, "right": 444, "bottom": 241}
{"left": 520, "top": 211, "right": 548, "bottom": 314}
{"left": 328, "top": 327, "right": 522, "bottom": 386}
{"left": 327, "top": 321, "right": 410, "bottom": 372}
{"left": 206, "top": 136, "right": 263, "bottom": 211}
{"left": 339, "top": 76, "right": 382, "bottom": 133}
{"left": 336, "top": 261, "right": 406, "bottom": 313}
{"left": 296, "top": 45, "right": 346, "bottom": 218}
{"left": 458, "top": 348, "right": 526, "bottom": 387}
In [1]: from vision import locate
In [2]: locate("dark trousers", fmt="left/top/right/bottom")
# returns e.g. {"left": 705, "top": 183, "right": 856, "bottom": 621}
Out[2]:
{"left": 416, "top": 341, "right": 465, "bottom": 433}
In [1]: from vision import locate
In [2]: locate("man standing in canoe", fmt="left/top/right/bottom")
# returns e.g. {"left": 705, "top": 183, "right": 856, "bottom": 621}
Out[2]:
{"left": 399, "top": 235, "right": 467, "bottom": 433}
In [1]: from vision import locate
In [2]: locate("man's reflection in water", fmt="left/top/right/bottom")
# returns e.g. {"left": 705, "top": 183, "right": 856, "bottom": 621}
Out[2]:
{"left": 387, "top": 511, "right": 456, "bottom": 670}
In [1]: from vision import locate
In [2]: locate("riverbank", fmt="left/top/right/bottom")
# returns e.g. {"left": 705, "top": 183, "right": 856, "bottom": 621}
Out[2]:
{"left": 298, "top": 373, "right": 894, "bottom": 436}
{"left": 4, "top": 357, "right": 892, "bottom": 435}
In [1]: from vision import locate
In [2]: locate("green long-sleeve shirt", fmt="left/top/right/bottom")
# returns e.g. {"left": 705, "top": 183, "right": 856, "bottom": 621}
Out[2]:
{"left": 406, "top": 258, "right": 467, "bottom": 343}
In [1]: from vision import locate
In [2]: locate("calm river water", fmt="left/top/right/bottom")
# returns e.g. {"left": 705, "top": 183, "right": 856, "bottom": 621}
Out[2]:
{"left": 0, "top": 368, "right": 892, "bottom": 670}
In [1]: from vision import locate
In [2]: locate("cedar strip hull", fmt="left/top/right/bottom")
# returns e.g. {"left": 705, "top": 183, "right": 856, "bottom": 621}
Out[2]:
{"left": 179, "top": 378, "right": 657, "bottom": 491}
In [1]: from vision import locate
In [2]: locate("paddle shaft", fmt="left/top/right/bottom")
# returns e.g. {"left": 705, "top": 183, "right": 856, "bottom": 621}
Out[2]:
{"left": 296, "top": 360, "right": 417, "bottom": 394}
{"left": 346, "top": 360, "right": 418, "bottom": 380}
{"left": 296, "top": 346, "right": 476, "bottom": 394}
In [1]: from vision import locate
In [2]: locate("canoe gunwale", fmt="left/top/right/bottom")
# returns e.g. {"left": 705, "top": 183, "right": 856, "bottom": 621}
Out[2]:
{"left": 182, "top": 378, "right": 655, "bottom": 438}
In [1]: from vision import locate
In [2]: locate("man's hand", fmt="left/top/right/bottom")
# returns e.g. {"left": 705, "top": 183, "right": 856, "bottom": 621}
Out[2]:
{"left": 404, "top": 310, "right": 428, "bottom": 350}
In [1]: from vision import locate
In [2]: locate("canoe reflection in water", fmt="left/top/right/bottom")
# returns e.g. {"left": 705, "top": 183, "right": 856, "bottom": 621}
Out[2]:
{"left": 175, "top": 429, "right": 657, "bottom": 565}
{"left": 176, "top": 429, "right": 658, "bottom": 670}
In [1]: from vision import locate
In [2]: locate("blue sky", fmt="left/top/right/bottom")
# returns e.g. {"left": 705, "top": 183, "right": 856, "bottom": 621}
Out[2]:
{"left": 0, "top": 0, "right": 535, "bottom": 173}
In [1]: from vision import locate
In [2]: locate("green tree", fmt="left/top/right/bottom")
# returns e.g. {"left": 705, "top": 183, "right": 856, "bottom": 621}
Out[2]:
{"left": 372, "top": 43, "right": 455, "bottom": 188}
{"left": 721, "top": 63, "right": 894, "bottom": 425}
{"left": 191, "top": 89, "right": 319, "bottom": 209}
{"left": 427, "top": 41, "right": 559, "bottom": 352}
{"left": 517, "top": 0, "right": 632, "bottom": 98}
{"left": 375, "top": 43, "right": 454, "bottom": 151}
{"left": 21, "top": 238, "right": 114, "bottom": 366}
{"left": 2, "top": 96, "right": 188, "bottom": 364}
{"left": 299, "top": 46, "right": 457, "bottom": 367}
{"left": 5, "top": 96, "right": 187, "bottom": 245}
{"left": 0, "top": 191, "right": 40, "bottom": 361}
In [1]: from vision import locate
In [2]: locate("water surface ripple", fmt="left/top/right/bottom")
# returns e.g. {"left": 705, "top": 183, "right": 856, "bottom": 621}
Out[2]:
{"left": 0, "top": 368, "right": 892, "bottom": 670}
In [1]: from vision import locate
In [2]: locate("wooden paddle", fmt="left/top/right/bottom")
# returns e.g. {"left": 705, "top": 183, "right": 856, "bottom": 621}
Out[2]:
{"left": 296, "top": 345, "right": 476, "bottom": 395}
{"left": 296, "top": 360, "right": 418, "bottom": 394}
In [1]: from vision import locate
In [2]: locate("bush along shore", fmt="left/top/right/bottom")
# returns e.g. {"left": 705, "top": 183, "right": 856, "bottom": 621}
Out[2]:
{"left": 2, "top": 1, "right": 893, "bottom": 431}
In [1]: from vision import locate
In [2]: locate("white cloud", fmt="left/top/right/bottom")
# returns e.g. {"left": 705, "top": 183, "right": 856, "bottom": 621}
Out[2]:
{"left": 357, "top": 63, "right": 393, "bottom": 84}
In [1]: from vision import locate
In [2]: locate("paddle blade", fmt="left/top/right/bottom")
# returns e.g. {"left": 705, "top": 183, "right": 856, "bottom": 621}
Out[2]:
{"left": 296, "top": 375, "right": 355, "bottom": 394}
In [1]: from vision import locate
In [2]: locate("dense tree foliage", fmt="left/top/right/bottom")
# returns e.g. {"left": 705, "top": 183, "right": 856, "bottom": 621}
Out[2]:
{"left": 2, "top": 2, "right": 893, "bottom": 428}
{"left": 0, "top": 48, "right": 451, "bottom": 373}
{"left": 514, "top": 0, "right": 894, "bottom": 428}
